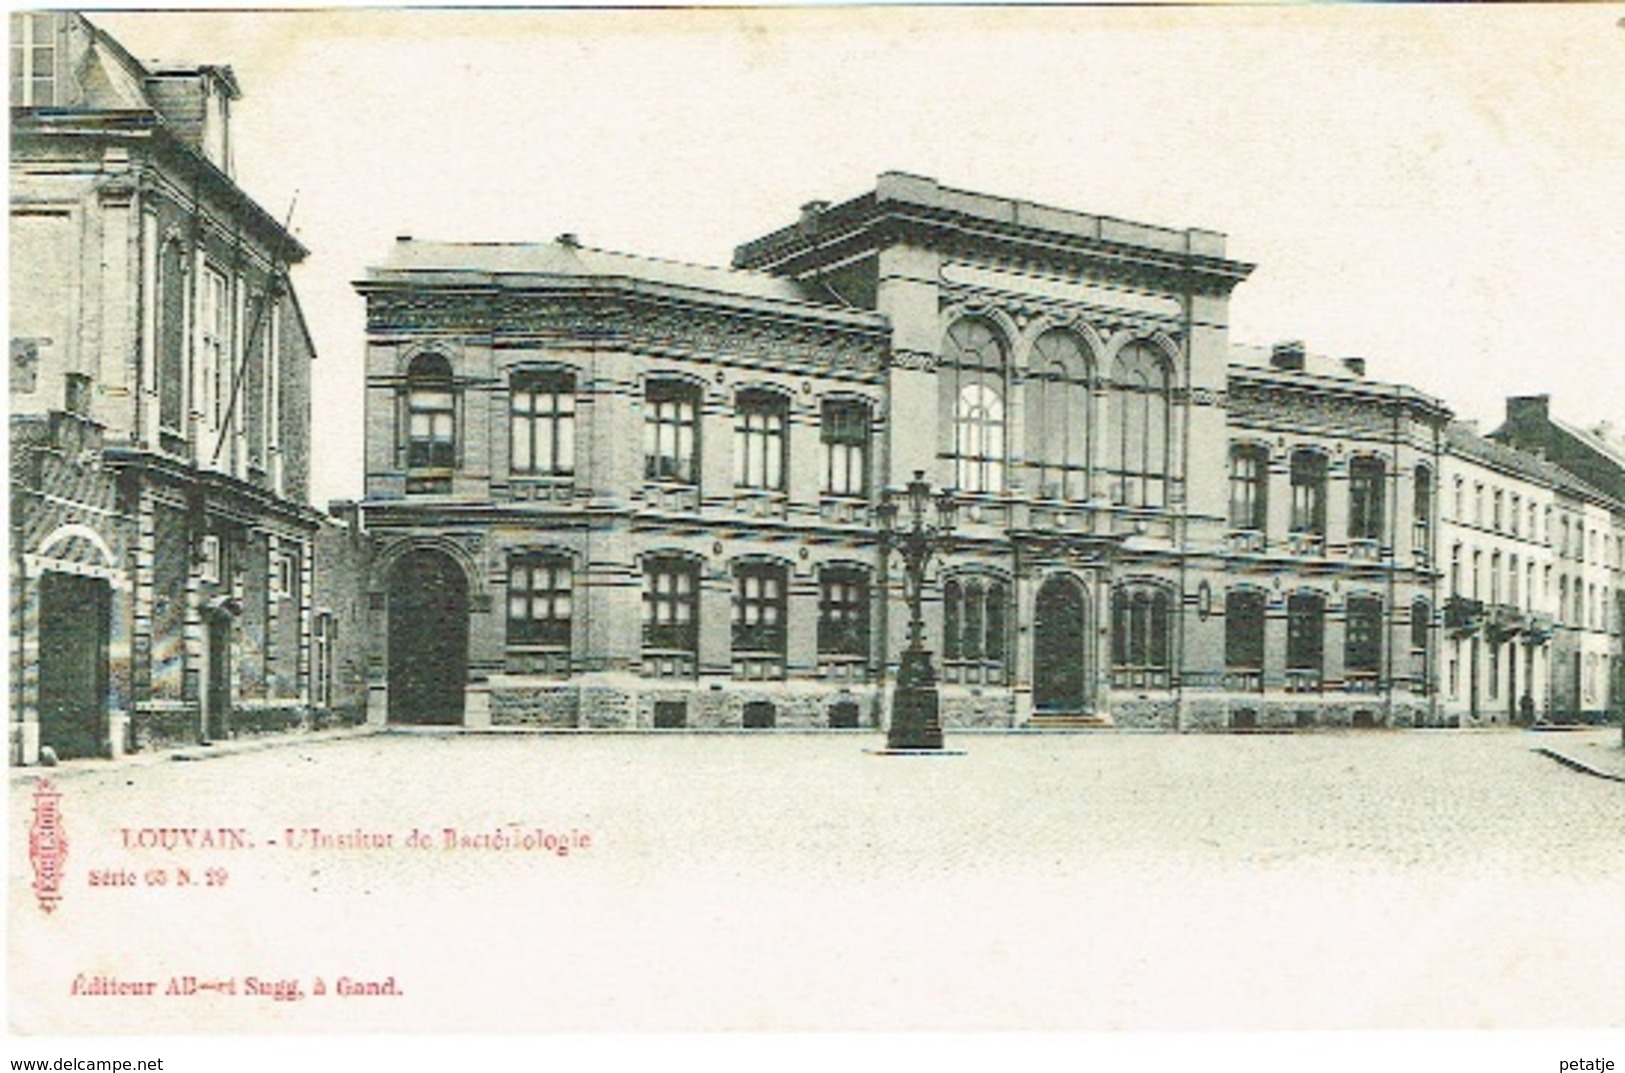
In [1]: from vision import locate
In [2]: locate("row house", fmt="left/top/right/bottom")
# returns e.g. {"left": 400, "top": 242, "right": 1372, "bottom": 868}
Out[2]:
{"left": 9, "top": 12, "right": 342, "bottom": 763}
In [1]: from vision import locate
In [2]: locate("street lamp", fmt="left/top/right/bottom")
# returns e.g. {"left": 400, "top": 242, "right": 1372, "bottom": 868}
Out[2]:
{"left": 877, "top": 469, "right": 957, "bottom": 751}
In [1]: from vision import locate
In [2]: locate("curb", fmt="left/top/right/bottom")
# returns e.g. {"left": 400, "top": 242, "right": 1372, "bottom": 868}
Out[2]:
{"left": 1533, "top": 746, "right": 1625, "bottom": 783}
{"left": 9, "top": 725, "right": 383, "bottom": 786}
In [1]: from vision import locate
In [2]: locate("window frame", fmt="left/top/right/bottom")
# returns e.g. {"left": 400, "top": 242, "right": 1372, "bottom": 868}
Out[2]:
{"left": 509, "top": 369, "right": 577, "bottom": 479}
{"left": 817, "top": 565, "right": 870, "bottom": 658}
{"left": 733, "top": 388, "right": 789, "bottom": 492}
{"left": 506, "top": 552, "right": 573, "bottom": 650}
{"left": 821, "top": 398, "right": 872, "bottom": 497}
{"left": 1228, "top": 443, "right": 1270, "bottom": 531}
{"left": 732, "top": 560, "right": 788, "bottom": 657}
{"left": 642, "top": 555, "right": 700, "bottom": 655}
{"left": 643, "top": 378, "right": 701, "bottom": 485}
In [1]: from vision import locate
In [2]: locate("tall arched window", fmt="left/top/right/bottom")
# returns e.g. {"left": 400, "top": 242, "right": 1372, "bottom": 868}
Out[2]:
{"left": 404, "top": 353, "right": 456, "bottom": 494}
{"left": 1413, "top": 464, "right": 1433, "bottom": 564}
{"left": 1107, "top": 342, "right": 1170, "bottom": 508}
{"left": 1026, "top": 329, "right": 1090, "bottom": 500}
{"left": 941, "top": 318, "right": 1007, "bottom": 494}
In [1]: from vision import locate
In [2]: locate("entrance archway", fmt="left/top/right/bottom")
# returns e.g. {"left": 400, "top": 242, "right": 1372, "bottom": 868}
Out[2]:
{"left": 38, "top": 572, "right": 111, "bottom": 759}
{"left": 387, "top": 548, "right": 468, "bottom": 725}
{"left": 1033, "top": 575, "right": 1091, "bottom": 714}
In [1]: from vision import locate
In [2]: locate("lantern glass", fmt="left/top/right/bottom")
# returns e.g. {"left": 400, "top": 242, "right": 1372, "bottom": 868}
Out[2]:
{"left": 935, "top": 490, "right": 957, "bottom": 532}
{"left": 907, "top": 470, "right": 931, "bottom": 519}
{"left": 876, "top": 493, "right": 899, "bottom": 533}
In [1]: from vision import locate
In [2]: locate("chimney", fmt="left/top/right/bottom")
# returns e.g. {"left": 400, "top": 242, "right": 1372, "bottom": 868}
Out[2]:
{"left": 1506, "top": 395, "right": 1550, "bottom": 426}
{"left": 1270, "top": 341, "right": 1306, "bottom": 372}
{"left": 1341, "top": 357, "right": 1367, "bottom": 378}
{"left": 797, "top": 200, "right": 830, "bottom": 237}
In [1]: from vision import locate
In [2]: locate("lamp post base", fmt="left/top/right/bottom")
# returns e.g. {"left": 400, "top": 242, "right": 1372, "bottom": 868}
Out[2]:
{"left": 887, "top": 647, "right": 944, "bottom": 751}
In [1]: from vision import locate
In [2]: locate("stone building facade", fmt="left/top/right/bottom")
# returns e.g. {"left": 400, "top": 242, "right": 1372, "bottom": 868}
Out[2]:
{"left": 351, "top": 172, "right": 1624, "bottom": 732}
{"left": 8, "top": 11, "right": 349, "bottom": 763}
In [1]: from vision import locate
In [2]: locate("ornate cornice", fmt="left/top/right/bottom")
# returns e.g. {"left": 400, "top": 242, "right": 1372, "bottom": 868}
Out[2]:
{"left": 363, "top": 287, "right": 889, "bottom": 379}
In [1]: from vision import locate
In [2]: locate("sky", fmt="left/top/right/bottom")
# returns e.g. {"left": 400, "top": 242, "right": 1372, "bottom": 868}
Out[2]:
{"left": 90, "top": 5, "right": 1625, "bottom": 510}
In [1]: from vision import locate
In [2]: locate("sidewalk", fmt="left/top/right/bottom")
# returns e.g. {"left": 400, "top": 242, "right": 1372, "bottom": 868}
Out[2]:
{"left": 1528, "top": 726, "right": 1625, "bottom": 783}
{"left": 9, "top": 723, "right": 382, "bottom": 787}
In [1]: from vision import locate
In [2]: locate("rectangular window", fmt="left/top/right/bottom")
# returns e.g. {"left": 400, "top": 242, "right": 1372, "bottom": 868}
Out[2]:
{"left": 822, "top": 399, "right": 871, "bottom": 496}
{"left": 510, "top": 371, "right": 576, "bottom": 477}
{"left": 507, "top": 554, "right": 572, "bottom": 648}
{"left": 199, "top": 534, "right": 222, "bottom": 585}
{"left": 818, "top": 567, "right": 869, "bottom": 657}
{"left": 1225, "top": 590, "right": 1266, "bottom": 671}
{"left": 1348, "top": 458, "right": 1385, "bottom": 541}
{"left": 1290, "top": 452, "right": 1326, "bottom": 535}
{"left": 733, "top": 563, "right": 787, "bottom": 655}
{"left": 1286, "top": 593, "right": 1324, "bottom": 672}
{"left": 1345, "top": 596, "right": 1382, "bottom": 676}
{"left": 734, "top": 390, "right": 787, "bottom": 491}
{"left": 642, "top": 557, "right": 698, "bottom": 654}
{"left": 1228, "top": 446, "right": 1268, "bottom": 531}
{"left": 644, "top": 380, "right": 699, "bottom": 484}
{"left": 201, "top": 267, "right": 230, "bottom": 431}
{"left": 10, "top": 13, "right": 57, "bottom": 107}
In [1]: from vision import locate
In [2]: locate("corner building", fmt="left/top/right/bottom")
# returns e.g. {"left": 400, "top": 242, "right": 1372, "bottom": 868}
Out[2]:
{"left": 355, "top": 173, "right": 1545, "bottom": 731}
{"left": 9, "top": 12, "right": 337, "bottom": 763}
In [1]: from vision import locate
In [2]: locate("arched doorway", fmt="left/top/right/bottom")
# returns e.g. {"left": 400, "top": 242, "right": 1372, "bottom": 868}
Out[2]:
{"left": 1033, "top": 575, "right": 1091, "bottom": 714}
{"left": 387, "top": 548, "right": 468, "bottom": 725}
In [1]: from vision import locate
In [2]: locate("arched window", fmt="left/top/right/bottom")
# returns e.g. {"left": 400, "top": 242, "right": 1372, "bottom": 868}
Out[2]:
{"left": 1107, "top": 342, "right": 1170, "bottom": 508}
{"left": 510, "top": 369, "right": 575, "bottom": 478}
{"left": 1228, "top": 444, "right": 1269, "bottom": 531}
{"left": 1224, "top": 589, "right": 1266, "bottom": 692}
{"left": 1111, "top": 583, "right": 1172, "bottom": 689}
{"left": 941, "top": 318, "right": 1007, "bottom": 494}
{"left": 404, "top": 353, "right": 455, "bottom": 494}
{"left": 1413, "top": 464, "right": 1433, "bottom": 563}
{"left": 942, "top": 574, "right": 1009, "bottom": 684}
{"left": 1026, "top": 329, "right": 1090, "bottom": 500}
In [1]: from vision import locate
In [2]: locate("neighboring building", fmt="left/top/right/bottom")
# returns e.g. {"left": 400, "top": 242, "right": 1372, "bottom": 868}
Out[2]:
{"left": 1437, "top": 423, "right": 1560, "bottom": 725}
{"left": 354, "top": 172, "right": 1608, "bottom": 732}
{"left": 1216, "top": 343, "right": 1448, "bottom": 729}
{"left": 8, "top": 11, "right": 345, "bottom": 763}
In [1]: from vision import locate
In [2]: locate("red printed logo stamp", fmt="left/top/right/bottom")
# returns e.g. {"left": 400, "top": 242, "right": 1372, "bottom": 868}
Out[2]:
{"left": 29, "top": 778, "right": 68, "bottom": 914}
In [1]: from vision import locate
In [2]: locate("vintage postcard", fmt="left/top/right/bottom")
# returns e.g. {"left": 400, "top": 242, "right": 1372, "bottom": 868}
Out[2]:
{"left": 8, "top": 5, "right": 1623, "bottom": 1066}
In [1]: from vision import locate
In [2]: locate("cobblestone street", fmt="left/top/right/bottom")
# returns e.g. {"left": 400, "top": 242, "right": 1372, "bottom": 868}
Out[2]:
{"left": 12, "top": 728, "right": 1624, "bottom": 1031}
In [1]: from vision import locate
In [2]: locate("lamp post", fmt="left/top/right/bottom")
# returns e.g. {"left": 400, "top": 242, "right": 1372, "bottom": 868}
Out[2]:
{"left": 876, "top": 469, "right": 958, "bottom": 751}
